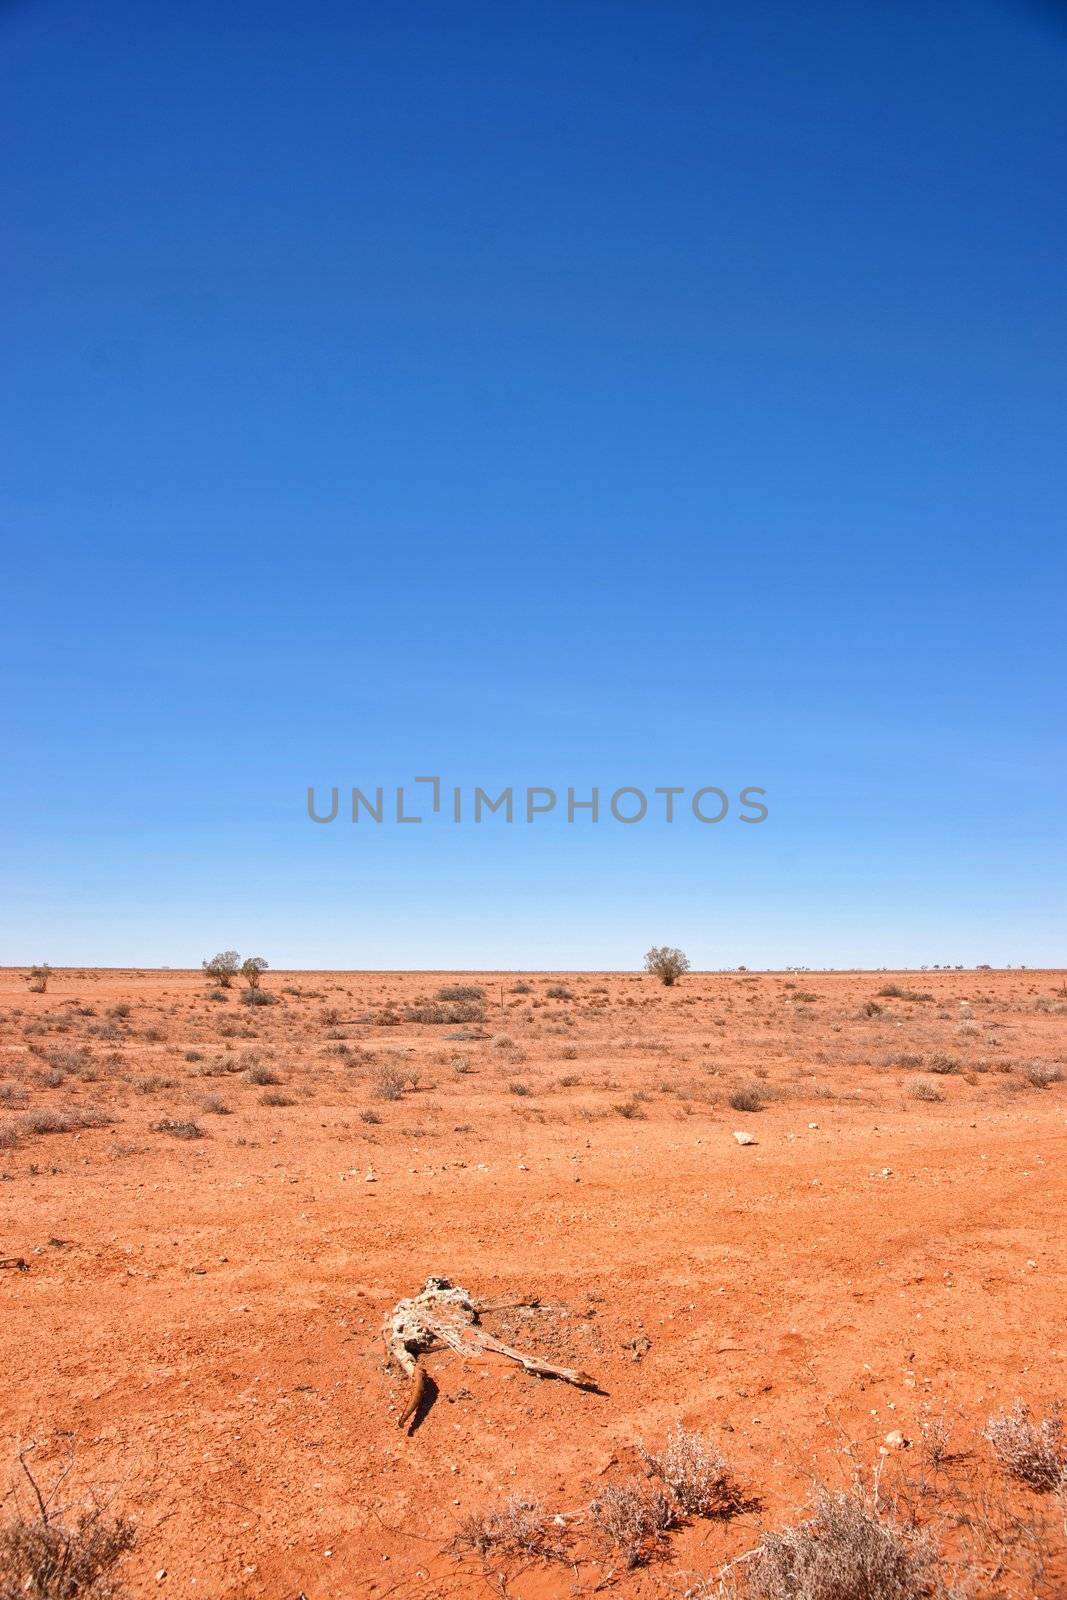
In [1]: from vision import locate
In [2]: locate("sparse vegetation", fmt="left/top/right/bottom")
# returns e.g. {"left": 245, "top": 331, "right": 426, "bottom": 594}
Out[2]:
{"left": 2, "top": 965, "right": 1062, "bottom": 1599}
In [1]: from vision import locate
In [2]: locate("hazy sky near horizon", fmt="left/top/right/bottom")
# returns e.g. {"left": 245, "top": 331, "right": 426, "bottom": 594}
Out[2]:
{"left": 2, "top": 0, "right": 1065, "bottom": 970}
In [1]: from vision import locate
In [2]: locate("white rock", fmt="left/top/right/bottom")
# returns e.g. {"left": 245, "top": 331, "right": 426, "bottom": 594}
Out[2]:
{"left": 733, "top": 1131, "right": 757, "bottom": 1146}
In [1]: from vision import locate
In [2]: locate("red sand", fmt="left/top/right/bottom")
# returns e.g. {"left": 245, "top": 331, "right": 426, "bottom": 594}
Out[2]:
{"left": 1, "top": 967, "right": 1064, "bottom": 1596}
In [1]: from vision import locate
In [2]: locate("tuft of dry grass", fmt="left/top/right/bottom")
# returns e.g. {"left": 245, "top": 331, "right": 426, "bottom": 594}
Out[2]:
{"left": 723, "top": 1489, "right": 946, "bottom": 1600}
{"left": 984, "top": 1401, "right": 1065, "bottom": 1492}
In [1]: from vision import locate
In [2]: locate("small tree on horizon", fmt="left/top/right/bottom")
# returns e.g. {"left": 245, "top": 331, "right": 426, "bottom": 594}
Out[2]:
{"left": 644, "top": 946, "right": 690, "bottom": 987}
{"left": 28, "top": 964, "right": 51, "bottom": 993}
{"left": 202, "top": 951, "right": 241, "bottom": 988}
{"left": 241, "top": 956, "right": 269, "bottom": 992}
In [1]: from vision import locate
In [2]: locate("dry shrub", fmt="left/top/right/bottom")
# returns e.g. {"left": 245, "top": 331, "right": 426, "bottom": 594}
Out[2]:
{"left": 42, "top": 1049, "right": 91, "bottom": 1076}
{"left": 405, "top": 1000, "right": 484, "bottom": 1025}
{"left": 17, "top": 1108, "right": 116, "bottom": 1136}
{"left": 436, "top": 984, "right": 484, "bottom": 1002}
{"left": 984, "top": 1401, "right": 1065, "bottom": 1492}
{"left": 0, "top": 1509, "right": 133, "bottom": 1600}
{"left": 150, "top": 1118, "right": 205, "bottom": 1140}
{"left": 907, "top": 1078, "right": 943, "bottom": 1102}
{"left": 454, "top": 1495, "right": 562, "bottom": 1561}
{"left": 372, "top": 1063, "right": 407, "bottom": 1101}
{"left": 927, "top": 1054, "right": 960, "bottom": 1075}
{"left": 1, "top": 1451, "right": 134, "bottom": 1600}
{"left": 729, "top": 1085, "right": 763, "bottom": 1113}
{"left": 1023, "top": 1062, "right": 1063, "bottom": 1090}
{"left": 726, "top": 1489, "right": 945, "bottom": 1600}
{"left": 243, "top": 1063, "right": 281, "bottom": 1086}
{"left": 588, "top": 1479, "right": 675, "bottom": 1568}
{"left": 640, "top": 1425, "right": 740, "bottom": 1518}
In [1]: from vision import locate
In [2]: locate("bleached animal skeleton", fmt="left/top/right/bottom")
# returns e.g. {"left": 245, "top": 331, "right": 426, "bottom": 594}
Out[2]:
{"left": 384, "top": 1276, "right": 597, "bottom": 1429}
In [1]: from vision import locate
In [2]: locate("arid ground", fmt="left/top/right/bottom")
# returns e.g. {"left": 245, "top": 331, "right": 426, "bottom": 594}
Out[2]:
{"left": 1, "top": 967, "right": 1065, "bottom": 1598}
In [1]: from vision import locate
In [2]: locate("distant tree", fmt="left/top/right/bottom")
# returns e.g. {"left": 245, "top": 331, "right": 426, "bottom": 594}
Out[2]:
{"left": 644, "top": 946, "right": 690, "bottom": 987}
{"left": 202, "top": 951, "right": 241, "bottom": 988}
{"left": 241, "top": 956, "right": 269, "bottom": 992}
{"left": 27, "top": 963, "right": 51, "bottom": 993}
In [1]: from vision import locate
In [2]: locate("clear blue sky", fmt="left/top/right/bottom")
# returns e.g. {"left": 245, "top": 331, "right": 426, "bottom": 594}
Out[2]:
{"left": 2, "top": 0, "right": 1064, "bottom": 970}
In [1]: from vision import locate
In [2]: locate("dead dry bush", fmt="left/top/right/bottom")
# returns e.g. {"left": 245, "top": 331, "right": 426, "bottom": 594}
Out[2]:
{"left": 243, "top": 1063, "right": 282, "bottom": 1086}
{"left": 729, "top": 1085, "right": 763, "bottom": 1113}
{"left": 1023, "top": 1062, "right": 1063, "bottom": 1090}
{"left": 405, "top": 1000, "right": 485, "bottom": 1025}
{"left": 1, "top": 1449, "right": 135, "bottom": 1600}
{"left": 588, "top": 1479, "right": 675, "bottom": 1568}
{"left": 722, "top": 1489, "right": 947, "bottom": 1600}
{"left": 372, "top": 1063, "right": 407, "bottom": 1101}
{"left": 150, "top": 1118, "right": 205, "bottom": 1140}
{"left": 17, "top": 1108, "right": 116, "bottom": 1137}
{"left": 640, "top": 1424, "right": 742, "bottom": 1518}
{"left": 454, "top": 1495, "right": 563, "bottom": 1562}
{"left": 984, "top": 1401, "right": 1065, "bottom": 1492}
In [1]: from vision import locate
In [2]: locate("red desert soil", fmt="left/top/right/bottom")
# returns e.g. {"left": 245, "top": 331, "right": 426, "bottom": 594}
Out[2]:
{"left": 1, "top": 967, "right": 1064, "bottom": 1597}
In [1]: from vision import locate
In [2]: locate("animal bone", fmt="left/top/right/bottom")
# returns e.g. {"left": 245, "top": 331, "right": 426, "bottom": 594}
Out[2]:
{"left": 384, "top": 1276, "right": 596, "bottom": 1427}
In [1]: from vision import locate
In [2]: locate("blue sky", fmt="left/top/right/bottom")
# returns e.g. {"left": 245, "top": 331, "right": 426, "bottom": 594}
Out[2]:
{"left": 2, "top": 0, "right": 1064, "bottom": 969}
